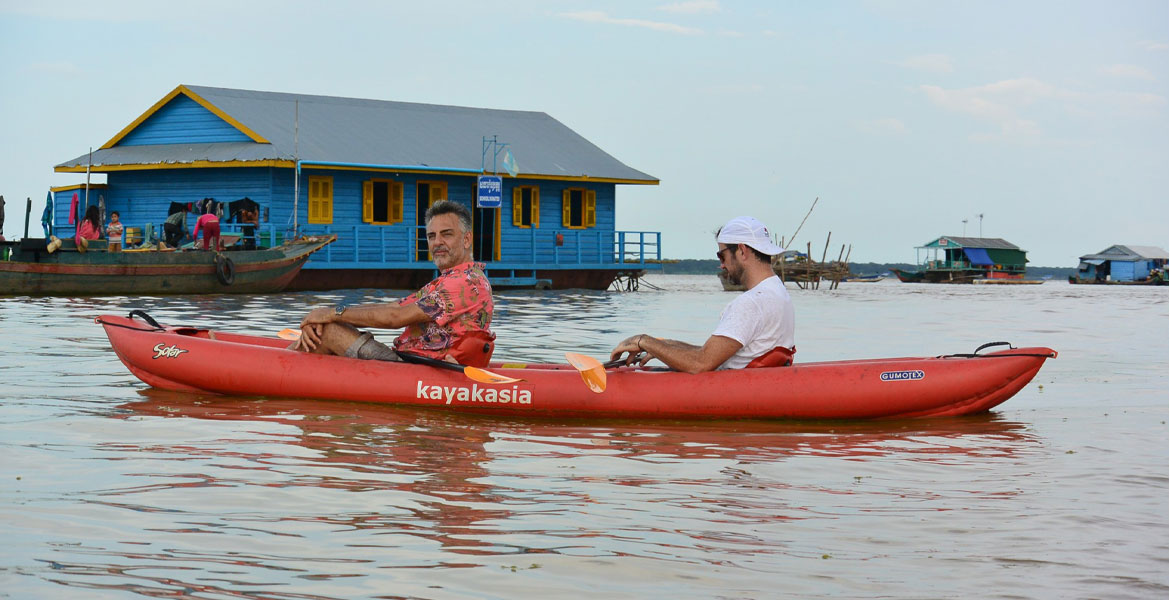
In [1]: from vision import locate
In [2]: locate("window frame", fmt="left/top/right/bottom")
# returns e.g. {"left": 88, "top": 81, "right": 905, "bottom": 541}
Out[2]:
{"left": 562, "top": 187, "right": 596, "bottom": 230}
{"left": 512, "top": 185, "right": 540, "bottom": 228}
{"left": 362, "top": 178, "right": 405, "bottom": 225}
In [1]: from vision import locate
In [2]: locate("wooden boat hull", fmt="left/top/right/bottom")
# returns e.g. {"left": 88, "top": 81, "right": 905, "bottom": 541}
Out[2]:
{"left": 0, "top": 236, "right": 334, "bottom": 296}
{"left": 890, "top": 268, "right": 926, "bottom": 283}
{"left": 96, "top": 314, "right": 1056, "bottom": 420}
{"left": 891, "top": 268, "right": 1033, "bottom": 284}
{"left": 1068, "top": 276, "right": 1167, "bottom": 286}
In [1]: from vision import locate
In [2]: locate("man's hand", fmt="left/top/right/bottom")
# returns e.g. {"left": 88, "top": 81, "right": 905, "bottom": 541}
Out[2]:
{"left": 295, "top": 323, "right": 325, "bottom": 352}
{"left": 610, "top": 334, "right": 652, "bottom": 366}
{"left": 296, "top": 307, "right": 336, "bottom": 352}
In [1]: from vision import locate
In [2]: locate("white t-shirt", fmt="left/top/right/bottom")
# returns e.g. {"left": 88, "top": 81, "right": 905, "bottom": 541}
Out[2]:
{"left": 711, "top": 275, "right": 795, "bottom": 370}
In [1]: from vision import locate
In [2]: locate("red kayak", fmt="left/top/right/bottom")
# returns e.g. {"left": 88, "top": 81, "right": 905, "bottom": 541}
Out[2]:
{"left": 96, "top": 313, "right": 1056, "bottom": 420}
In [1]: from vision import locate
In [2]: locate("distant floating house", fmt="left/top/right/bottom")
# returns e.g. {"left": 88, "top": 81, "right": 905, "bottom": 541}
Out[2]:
{"left": 51, "top": 85, "right": 661, "bottom": 290}
{"left": 892, "top": 236, "right": 1029, "bottom": 283}
{"left": 1070, "top": 245, "right": 1168, "bottom": 285}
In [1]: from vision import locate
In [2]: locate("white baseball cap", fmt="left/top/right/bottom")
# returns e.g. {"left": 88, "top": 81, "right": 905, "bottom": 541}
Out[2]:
{"left": 716, "top": 216, "right": 784, "bottom": 256}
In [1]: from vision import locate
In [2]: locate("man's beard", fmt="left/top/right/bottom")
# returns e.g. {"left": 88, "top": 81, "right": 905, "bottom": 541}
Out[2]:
{"left": 724, "top": 264, "right": 743, "bottom": 286}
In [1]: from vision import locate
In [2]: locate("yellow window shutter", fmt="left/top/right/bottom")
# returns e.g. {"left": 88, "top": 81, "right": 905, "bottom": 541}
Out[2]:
{"left": 308, "top": 179, "right": 319, "bottom": 221}
{"left": 512, "top": 188, "right": 522, "bottom": 226}
{"left": 562, "top": 190, "right": 570, "bottom": 227}
{"left": 324, "top": 180, "right": 333, "bottom": 222}
{"left": 362, "top": 181, "right": 373, "bottom": 223}
{"left": 532, "top": 189, "right": 540, "bottom": 228}
{"left": 585, "top": 191, "right": 596, "bottom": 227}
{"left": 431, "top": 182, "right": 446, "bottom": 204}
{"left": 390, "top": 183, "right": 403, "bottom": 223}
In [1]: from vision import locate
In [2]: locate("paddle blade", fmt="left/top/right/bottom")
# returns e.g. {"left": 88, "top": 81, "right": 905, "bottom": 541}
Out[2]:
{"left": 463, "top": 366, "right": 523, "bottom": 385}
{"left": 278, "top": 328, "right": 301, "bottom": 340}
{"left": 565, "top": 352, "right": 607, "bottom": 394}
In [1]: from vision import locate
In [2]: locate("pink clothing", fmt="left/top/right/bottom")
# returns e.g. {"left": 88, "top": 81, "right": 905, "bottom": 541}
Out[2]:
{"left": 394, "top": 261, "right": 494, "bottom": 361}
{"left": 75, "top": 220, "right": 100, "bottom": 243}
{"left": 193, "top": 214, "right": 221, "bottom": 250}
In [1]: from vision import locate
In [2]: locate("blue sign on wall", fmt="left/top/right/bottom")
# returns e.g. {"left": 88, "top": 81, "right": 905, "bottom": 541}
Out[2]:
{"left": 477, "top": 176, "right": 503, "bottom": 208}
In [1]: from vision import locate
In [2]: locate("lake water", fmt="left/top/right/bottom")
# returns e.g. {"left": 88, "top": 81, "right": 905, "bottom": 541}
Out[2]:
{"left": 1, "top": 276, "right": 1166, "bottom": 599}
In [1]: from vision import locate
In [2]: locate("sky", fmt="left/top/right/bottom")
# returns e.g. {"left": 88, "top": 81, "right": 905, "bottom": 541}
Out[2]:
{"left": 0, "top": 0, "right": 1166, "bottom": 266}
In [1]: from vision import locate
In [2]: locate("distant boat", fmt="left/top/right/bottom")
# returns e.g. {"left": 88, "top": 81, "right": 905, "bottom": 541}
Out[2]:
{"left": 841, "top": 274, "right": 886, "bottom": 283}
{"left": 718, "top": 270, "right": 745, "bottom": 291}
{"left": 972, "top": 278, "right": 1044, "bottom": 285}
{"left": 0, "top": 235, "right": 335, "bottom": 296}
{"left": 890, "top": 268, "right": 927, "bottom": 283}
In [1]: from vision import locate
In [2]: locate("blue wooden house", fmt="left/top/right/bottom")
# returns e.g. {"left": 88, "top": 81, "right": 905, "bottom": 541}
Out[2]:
{"left": 52, "top": 85, "right": 661, "bottom": 290}
{"left": 1071, "top": 245, "right": 1168, "bottom": 285}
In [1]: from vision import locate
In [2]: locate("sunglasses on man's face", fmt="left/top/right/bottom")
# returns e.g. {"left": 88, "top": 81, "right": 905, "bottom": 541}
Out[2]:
{"left": 716, "top": 246, "right": 735, "bottom": 262}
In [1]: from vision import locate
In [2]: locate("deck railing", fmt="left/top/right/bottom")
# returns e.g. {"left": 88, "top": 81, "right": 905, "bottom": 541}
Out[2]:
{"left": 291, "top": 225, "right": 660, "bottom": 267}
{"left": 92, "top": 223, "right": 662, "bottom": 268}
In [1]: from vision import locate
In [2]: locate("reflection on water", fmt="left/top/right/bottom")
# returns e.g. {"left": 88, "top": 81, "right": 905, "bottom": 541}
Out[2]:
{"left": 33, "top": 390, "right": 1044, "bottom": 598}
{"left": 1, "top": 277, "right": 1166, "bottom": 598}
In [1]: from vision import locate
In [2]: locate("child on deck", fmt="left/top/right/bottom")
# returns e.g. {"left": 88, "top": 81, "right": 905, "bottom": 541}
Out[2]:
{"left": 106, "top": 211, "right": 124, "bottom": 251}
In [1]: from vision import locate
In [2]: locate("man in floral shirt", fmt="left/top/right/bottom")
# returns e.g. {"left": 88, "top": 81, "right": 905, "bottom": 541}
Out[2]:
{"left": 292, "top": 200, "right": 494, "bottom": 367}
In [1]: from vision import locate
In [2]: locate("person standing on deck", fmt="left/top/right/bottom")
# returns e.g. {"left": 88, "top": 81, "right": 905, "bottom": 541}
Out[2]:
{"left": 240, "top": 207, "right": 259, "bottom": 250}
{"left": 106, "top": 211, "right": 124, "bottom": 252}
{"left": 609, "top": 216, "right": 795, "bottom": 373}
{"left": 290, "top": 200, "right": 495, "bottom": 367}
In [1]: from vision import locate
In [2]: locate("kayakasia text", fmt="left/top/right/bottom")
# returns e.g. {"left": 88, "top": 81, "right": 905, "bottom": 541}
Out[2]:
{"left": 417, "top": 381, "right": 532, "bottom": 405}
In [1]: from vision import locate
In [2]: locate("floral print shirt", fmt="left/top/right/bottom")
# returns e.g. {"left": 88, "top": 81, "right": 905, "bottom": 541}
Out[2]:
{"left": 394, "top": 261, "right": 493, "bottom": 360}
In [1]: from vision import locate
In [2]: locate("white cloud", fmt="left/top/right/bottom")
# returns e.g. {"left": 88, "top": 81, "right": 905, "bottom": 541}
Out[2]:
{"left": 26, "top": 61, "right": 85, "bottom": 76}
{"left": 1138, "top": 40, "right": 1169, "bottom": 51}
{"left": 1102, "top": 64, "right": 1155, "bottom": 81}
{"left": 919, "top": 78, "right": 1068, "bottom": 142}
{"left": 896, "top": 54, "right": 954, "bottom": 74}
{"left": 559, "top": 10, "right": 703, "bottom": 35}
{"left": 858, "top": 118, "right": 907, "bottom": 135}
{"left": 657, "top": 0, "right": 720, "bottom": 14}
{"left": 701, "top": 82, "right": 764, "bottom": 95}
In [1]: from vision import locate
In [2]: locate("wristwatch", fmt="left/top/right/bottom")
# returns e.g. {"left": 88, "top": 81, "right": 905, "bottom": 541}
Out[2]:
{"left": 334, "top": 304, "right": 347, "bottom": 317}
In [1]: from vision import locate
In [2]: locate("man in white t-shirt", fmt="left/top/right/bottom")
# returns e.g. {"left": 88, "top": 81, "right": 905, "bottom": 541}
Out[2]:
{"left": 609, "top": 215, "right": 795, "bottom": 373}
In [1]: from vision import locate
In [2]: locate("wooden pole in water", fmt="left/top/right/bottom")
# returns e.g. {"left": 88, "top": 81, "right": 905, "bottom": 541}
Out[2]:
{"left": 838, "top": 244, "right": 852, "bottom": 289}
{"left": 817, "top": 232, "right": 831, "bottom": 290}
{"left": 831, "top": 243, "right": 845, "bottom": 290}
{"left": 805, "top": 241, "right": 812, "bottom": 290}
{"left": 787, "top": 196, "right": 818, "bottom": 245}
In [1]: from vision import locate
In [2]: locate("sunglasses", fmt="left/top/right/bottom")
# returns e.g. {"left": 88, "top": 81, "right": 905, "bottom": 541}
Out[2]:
{"left": 716, "top": 246, "right": 736, "bottom": 262}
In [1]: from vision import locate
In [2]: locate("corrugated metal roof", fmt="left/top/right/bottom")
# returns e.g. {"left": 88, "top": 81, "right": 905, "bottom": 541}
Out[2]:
{"left": 56, "top": 85, "right": 657, "bottom": 183}
{"left": 921, "top": 236, "right": 1021, "bottom": 250}
{"left": 1079, "top": 245, "right": 1169, "bottom": 261}
{"left": 1120, "top": 245, "right": 1168, "bottom": 260}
